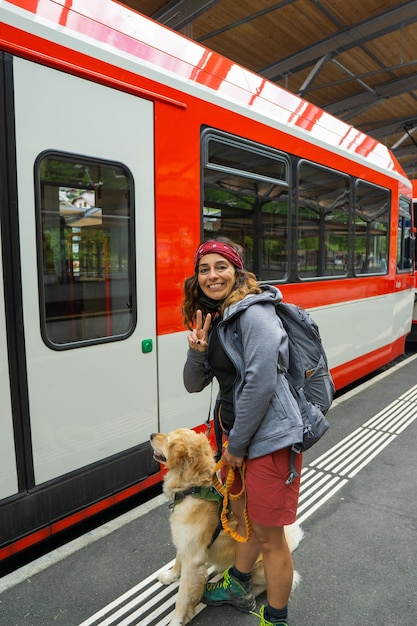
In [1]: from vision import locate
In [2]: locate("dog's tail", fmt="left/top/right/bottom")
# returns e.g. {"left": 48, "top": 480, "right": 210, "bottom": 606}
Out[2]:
{"left": 284, "top": 521, "right": 304, "bottom": 552}
{"left": 292, "top": 569, "right": 302, "bottom": 590}
{"left": 285, "top": 521, "right": 304, "bottom": 591}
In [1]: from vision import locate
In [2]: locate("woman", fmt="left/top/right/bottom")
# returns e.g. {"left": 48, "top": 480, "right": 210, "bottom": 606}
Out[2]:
{"left": 182, "top": 238, "right": 304, "bottom": 626}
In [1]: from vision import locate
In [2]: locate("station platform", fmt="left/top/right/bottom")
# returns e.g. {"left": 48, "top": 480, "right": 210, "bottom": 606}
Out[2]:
{"left": 1, "top": 354, "right": 417, "bottom": 626}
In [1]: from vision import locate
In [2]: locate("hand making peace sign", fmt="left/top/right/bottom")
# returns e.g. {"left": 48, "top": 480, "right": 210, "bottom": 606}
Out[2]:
{"left": 187, "top": 309, "right": 212, "bottom": 352}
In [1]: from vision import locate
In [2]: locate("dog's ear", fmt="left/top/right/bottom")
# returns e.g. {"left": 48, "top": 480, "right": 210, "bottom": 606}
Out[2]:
{"left": 165, "top": 431, "right": 216, "bottom": 478}
{"left": 166, "top": 438, "right": 192, "bottom": 468}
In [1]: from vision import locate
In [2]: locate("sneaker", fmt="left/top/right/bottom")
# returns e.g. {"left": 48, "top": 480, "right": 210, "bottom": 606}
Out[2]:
{"left": 251, "top": 604, "right": 288, "bottom": 626}
{"left": 202, "top": 567, "right": 256, "bottom": 613}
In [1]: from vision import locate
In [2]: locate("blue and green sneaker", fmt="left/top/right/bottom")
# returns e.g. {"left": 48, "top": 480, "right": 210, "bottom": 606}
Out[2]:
{"left": 251, "top": 605, "right": 289, "bottom": 626}
{"left": 202, "top": 567, "right": 256, "bottom": 613}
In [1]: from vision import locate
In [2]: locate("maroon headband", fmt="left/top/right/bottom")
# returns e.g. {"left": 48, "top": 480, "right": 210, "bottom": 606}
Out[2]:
{"left": 194, "top": 241, "right": 244, "bottom": 272}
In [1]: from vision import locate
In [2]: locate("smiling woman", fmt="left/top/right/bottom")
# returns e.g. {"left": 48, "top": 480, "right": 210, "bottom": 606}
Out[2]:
{"left": 182, "top": 237, "right": 305, "bottom": 626}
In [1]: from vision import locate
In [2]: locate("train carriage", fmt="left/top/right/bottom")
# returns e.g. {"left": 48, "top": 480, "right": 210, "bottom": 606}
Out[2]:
{"left": 409, "top": 179, "right": 417, "bottom": 341}
{"left": 0, "top": 0, "right": 414, "bottom": 559}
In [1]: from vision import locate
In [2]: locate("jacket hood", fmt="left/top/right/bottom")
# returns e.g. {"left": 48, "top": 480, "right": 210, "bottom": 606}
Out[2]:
{"left": 223, "top": 284, "right": 283, "bottom": 321}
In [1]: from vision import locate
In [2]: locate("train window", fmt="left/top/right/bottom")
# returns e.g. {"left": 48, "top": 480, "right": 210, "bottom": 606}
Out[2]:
{"left": 36, "top": 153, "right": 135, "bottom": 348}
{"left": 297, "top": 162, "right": 349, "bottom": 278}
{"left": 202, "top": 132, "right": 289, "bottom": 280}
{"left": 354, "top": 182, "right": 389, "bottom": 275}
{"left": 397, "top": 196, "right": 413, "bottom": 272}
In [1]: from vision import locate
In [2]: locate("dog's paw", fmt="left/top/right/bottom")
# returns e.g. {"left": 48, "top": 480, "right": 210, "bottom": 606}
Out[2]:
{"left": 168, "top": 617, "right": 186, "bottom": 626}
{"left": 158, "top": 568, "right": 180, "bottom": 585}
{"left": 169, "top": 607, "right": 195, "bottom": 626}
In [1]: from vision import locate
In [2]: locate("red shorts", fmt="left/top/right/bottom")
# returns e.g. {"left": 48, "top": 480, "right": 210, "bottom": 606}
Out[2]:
{"left": 222, "top": 447, "right": 302, "bottom": 526}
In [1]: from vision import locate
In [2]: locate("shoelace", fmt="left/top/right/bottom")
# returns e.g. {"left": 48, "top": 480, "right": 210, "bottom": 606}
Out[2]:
{"left": 206, "top": 570, "right": 232, "bottom": 590}
{"left": 250, "top": 608, "right": 288, "bottom": 626}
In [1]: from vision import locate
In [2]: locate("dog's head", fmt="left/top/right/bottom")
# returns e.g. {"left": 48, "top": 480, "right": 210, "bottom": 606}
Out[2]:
{"left": 150, "top": 429, "right": 216, "bottom": 489}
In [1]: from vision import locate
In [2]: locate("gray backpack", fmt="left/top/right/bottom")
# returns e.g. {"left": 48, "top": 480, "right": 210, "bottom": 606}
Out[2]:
{"left": 232, "top": 301, "right": 334, "bottom": 483}
{"left": 274, "top": 302, "right": 333, "bottom": 482}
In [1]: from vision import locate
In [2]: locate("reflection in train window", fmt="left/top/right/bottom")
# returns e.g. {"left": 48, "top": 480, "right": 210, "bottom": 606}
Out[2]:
{"left": 354, "top": 181, "right": 390, "bottom": 275}
{"left": 36, "top": 153, "right": 135, "bottom": 347}
{"left": 297, "top": 162, "right": 350, "bottom": 278}
{"left": 202, "top": 132, "right": 290, "bottom": 281}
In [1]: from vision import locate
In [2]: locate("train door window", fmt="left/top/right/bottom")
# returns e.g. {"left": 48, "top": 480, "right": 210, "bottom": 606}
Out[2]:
{"left": 35, "top": 153, "right": 135, "bottom": 347}
{"left": 202, "top": 132, "right": 289, "bottom": 280}
{"left": 354, "top": 181, "right": 389, "bottom": 275}
{"left": 397, "top": 195, "right": 413, "bottom": 271}
{"left": 297, "top": 162, "right": 349, "bottom": 278}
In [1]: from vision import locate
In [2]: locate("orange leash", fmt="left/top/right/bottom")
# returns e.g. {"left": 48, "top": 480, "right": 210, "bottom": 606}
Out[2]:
{"left": 212, "top": 457, "right": 251, "bottom": 543}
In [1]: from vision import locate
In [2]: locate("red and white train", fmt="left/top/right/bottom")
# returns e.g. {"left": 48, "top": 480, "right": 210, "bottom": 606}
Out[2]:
{"left": 410, "top": 179, "right": 417, "bottom": 340}
{"left": 0, "top": 0, "right": 414, "bottom": 560}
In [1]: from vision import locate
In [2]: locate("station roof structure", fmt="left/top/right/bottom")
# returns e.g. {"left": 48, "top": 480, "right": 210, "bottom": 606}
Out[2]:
{"left": 121, "top": 0, "right": 417, "bottom": 179}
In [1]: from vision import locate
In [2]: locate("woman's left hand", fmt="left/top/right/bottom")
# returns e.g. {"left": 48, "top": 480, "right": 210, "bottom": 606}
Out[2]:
{"left": 222, "top": 448, "right": 244, "bottom": 469}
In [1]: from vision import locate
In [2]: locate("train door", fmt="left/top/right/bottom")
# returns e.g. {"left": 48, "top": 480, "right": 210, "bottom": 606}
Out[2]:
{"left": 0, "top": 236, "right": 19, "bottom": 500}
{"left": 12, "top": 57, "right": 158, "bottom": 485}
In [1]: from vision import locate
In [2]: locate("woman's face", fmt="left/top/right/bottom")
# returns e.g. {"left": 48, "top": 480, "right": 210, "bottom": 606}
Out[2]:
{"left": 197, "top": 253, "right": 236, "bottom": 301}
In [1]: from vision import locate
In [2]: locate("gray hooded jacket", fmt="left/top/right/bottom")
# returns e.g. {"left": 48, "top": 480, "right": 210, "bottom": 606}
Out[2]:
{"left": 183, "top": 285, "right": 304, "bottom": 459}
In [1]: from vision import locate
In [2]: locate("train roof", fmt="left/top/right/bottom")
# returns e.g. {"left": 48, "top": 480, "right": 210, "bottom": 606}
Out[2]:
{"left": 0, "top": 0, "right": 412, "bottom": 187}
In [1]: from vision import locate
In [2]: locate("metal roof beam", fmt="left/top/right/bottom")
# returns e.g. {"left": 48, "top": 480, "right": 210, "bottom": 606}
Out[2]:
{"left": 260, "top": 0, "right": 417, "bottom": 81}
{"left": 325, "top": 73, "right": 417, "bottom": 118}
{"left": 298, "top": 53, "right": 332, "bottom": 97}
{"left": 391, "top": 130, "right": 417, "bottom": 151}
{"left": 196, "top": 0, "right": 295, "bottom": 43}
{"left": 393, "top": 144, "right": 417, "bottom": 159}
{"left": 152, "top": 0, "right": 223, "bottom": 30}
{"left": 363, "top": 116, "right": 417, "bottom": 139}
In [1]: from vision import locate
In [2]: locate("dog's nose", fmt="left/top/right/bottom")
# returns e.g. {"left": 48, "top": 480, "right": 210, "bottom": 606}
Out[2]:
{"left": 150, "top": 433, "right": 155, "bottom": 440}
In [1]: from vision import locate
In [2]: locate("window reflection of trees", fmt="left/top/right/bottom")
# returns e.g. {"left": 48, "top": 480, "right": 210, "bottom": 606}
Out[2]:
{"left": 298, "top": 163, "right": 350, "bottom": 278}
{"left": 355, "top": 182, "right": 389, "bottom": 275}
{"left": 203, "top": 135, "right": 289, "bottom": 280}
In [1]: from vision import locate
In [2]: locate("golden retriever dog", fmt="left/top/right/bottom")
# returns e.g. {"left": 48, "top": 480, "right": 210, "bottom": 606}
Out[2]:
{"left": 150, "top": 428, "right": 303, "bottom": 626}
